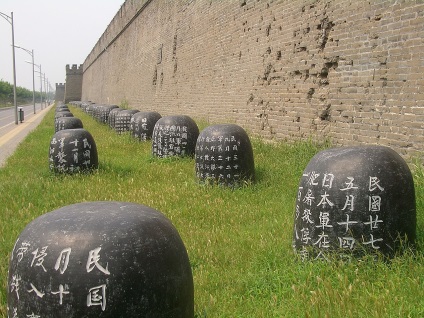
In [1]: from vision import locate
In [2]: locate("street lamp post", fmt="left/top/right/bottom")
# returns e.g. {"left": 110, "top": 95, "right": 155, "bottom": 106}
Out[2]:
{"left": 15, "top": 46, "right": 36, "bottom": 114}
{"left": 0, "top": 11, "right": 18, "bottom": 124}
{"left": 43, "top": 74, "right": 47, "bottom": 107}
{"left": 27, "top": 62, "right": 43, "bottom": 109}
{"left": 36, "top": 67, "right": 43, "bottom": 109}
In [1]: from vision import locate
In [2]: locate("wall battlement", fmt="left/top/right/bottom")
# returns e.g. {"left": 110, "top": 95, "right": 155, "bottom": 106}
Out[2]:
{"left": 66, "top": 64, "right": 83, "bottom": 75}
{"left": 81, "top": 0, "right": 424, "bottom": 160}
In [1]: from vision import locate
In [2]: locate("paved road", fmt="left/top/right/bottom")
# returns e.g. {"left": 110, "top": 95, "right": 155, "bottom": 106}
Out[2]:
{"left": 0, "top": 103, "right": 53, "bottom": 167}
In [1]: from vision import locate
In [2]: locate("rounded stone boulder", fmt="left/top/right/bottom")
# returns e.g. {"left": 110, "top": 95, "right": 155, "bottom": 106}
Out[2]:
{"left": 54, "top": 117, "right": 84, "bottom": 133}
{"left": 91, "top": 104, "right": 103, "bottom": 121}
{"left": 7, "top": 201, "right": 194, "bottom": 318}
{"left": 108, "top": 107, "right": 122, "bottom": 128}
{"left": 85, "top": 104, "right": 95, "bottom": 117}
{"left": 115, "top": 110, "right": 139, "bottom": 133}
{"left": 195, "top": 124, "right": 255, "bottom": 186}
{"left": 152, "top": 115, "right": 199, "bottom": 158}
{"left": 292, "top": 145, "right": 416, "bottom": 261}
{"left": 130, "top": 111, "right": 162, "bottom": 141}
{"left": 98, "top": 105, "right": 119, "bottom": 124}
{"left": 49, "top": 128, "right": 98, "bottom": 174}
{"left": 56, "top": 106, "right": 69, "bottom": 113}
{"left": 54, "top": 111, "right": 73, "bottom": 120}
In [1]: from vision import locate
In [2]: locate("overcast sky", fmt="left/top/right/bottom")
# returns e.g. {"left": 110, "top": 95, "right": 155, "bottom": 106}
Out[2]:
{"left": 0, "top": 0, "right": 124, "bottom": 92}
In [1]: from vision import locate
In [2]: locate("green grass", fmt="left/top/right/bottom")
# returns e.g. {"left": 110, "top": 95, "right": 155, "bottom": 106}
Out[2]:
{"left": 0, "top": 106, "right": 423, "bottom": 317}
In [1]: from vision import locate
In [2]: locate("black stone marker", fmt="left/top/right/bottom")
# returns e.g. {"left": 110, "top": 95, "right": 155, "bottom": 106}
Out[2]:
{"left": 130, "top": 111, "right": 162, "bottom": 141}
{"left": 292, "top": 146, "right": 416, "bottom": 261}
{"left": 151, "top": 115, "right": 199, "bottom": 158}
{"left": 49, "top": 128, "right": 98, "bottom": 173}
{"left": 56, "top": 106, "right": 69, "bottom": 113}
{"left": 7, "top": 201, "right": 194, "bottom": 318}
{"left": 98, "top": 105, "right": 119, "bottom": 124}
{"left": 81, "top": 102, "right": 92, "bottom": 113}
{"left": 115, "top": 110, "right": 140, "bottom": 133}
{"left": 54, "top": 111, "right": 73, "bottom": 120}
{"left": 195, "top": 124, "right": 255, "bottom": 186}
{"left": 86, "top": 104, "right": 95, "bottom": 117}
{"left": 54, "top": 117, "right": 83, "bottom": 133}
{"left": 108, "top": 107, "right": 122, "bottom": 129}
{"left": 91, "top": 104, "right": 102, "bottom": 121}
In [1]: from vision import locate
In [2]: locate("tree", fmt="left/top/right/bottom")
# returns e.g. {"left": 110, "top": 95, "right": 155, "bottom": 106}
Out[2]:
{"left": 0, "top": 79, "right": 40, "bottom": 106}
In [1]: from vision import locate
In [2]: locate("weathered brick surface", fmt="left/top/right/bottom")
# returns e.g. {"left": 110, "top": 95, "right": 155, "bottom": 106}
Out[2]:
{"left": 55, "top": 83, "right": 65, "bottom": 102}
{"left": 82, "top": 0, "right": 424, "bottom": 160}
{"left": 65, "top": 64, "right": 83, "bottom": 103}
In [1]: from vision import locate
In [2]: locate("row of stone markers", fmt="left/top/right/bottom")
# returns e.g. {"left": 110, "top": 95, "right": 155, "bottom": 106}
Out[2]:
{"left": 7, "top": 102, "right": 417, "bottom": 317}
{"left": 66, "top": 101, "right": 416, "bottom": 260}
{"left": 69, "top": 101, "right": 256, "bottom": 187}
{"left": 50, "top": 103, "right": 98, "bottom": 173}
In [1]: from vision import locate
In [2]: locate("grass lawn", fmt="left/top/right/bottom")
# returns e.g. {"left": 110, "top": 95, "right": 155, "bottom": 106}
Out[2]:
{"left": 0, "top": 105, "right": 423, "bottom": 317}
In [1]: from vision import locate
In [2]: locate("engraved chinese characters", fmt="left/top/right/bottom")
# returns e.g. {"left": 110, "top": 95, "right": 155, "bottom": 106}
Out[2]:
{"left": 98, "top": 105, "right": 119, "bottom": 124}
{"left": 49, "top": 128, "right": 98, "bottom": 173}
{"left": 292, "top": 146, "right": 416, "bottom": 260}
{"left": 115, "top": 109, "right": 139, "bottom": 133}
{"left": 152, "top": 115, "right": 199, "bottom": 158}
{"left": 7, "top": 201, "right": 194, "bottom": 318}
{"left": 89, "top": 104, "right": 118, "bottom": 124}
{"left": 195, "top": 124, "right": 255, "bottom": 186}
{"left": 107, "top": 107, "right": 122, "bottom": 129}
{"left": 130, "top": 111, "right": 162, "bottom": 141}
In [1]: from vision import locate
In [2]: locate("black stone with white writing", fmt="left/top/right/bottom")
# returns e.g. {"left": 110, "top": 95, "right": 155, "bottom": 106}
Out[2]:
{"left": 292, "top": 146, "right": 416, "bottom": 261}
{"left": 130, "top": 111, "right": 162, "bottom": 141}
{"left": 90, "top": 104, "right": 102, "bottom": 121}
{"left": 7, "top": 201, "right": 194, "bottom": 317}
{"left": 86, "top": 104, "right": 95, "bottom": 117}
{"left": 107, "top": 107, "right": 122, "bottom": 129}
{"left": 195, "top": 124, "right": 255, "bottom": 186}
{"left": 152, "top": 115, "right": 199, "bottom": 158}
{"left": 98, "top": 105, "right": 119, "bottom": 124}
{"left": 54, "top": 111, "right": 73, "bottom": 120}
{"left": 115, "top": 110, "right": 140, "bottom": 133}
{"left": 49, "top": 128, "right": 98, "bottom": 174}
{"left": 54, "top": 117, "right": 83, "bottom": 133}
{"left": 80, "top": 102, "right": 93, "bottom": 113}
{"left": 56, "top": 106, "right": 69, "bottom": 113}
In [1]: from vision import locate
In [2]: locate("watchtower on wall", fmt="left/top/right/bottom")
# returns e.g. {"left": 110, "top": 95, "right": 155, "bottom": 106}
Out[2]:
{"left": 64, "top": 64, "right": 83, "bottom": 103}
{"left": 55, "top": 83, "right": 65, "bottom": 102}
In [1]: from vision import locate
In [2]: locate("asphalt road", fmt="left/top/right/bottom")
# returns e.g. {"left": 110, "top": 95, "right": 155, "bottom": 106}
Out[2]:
{"left": 0, "top": 103, "right": 53, "bottom": 167}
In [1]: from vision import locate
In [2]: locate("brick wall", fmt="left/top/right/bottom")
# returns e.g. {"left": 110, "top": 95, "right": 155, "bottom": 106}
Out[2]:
{"left": 82, "top": 0, "right": 424, "bottom": 160}
{"left": 55, "top": 83, "right": 65, "bottom": 102}
{"left": 65, "top": 64, "right": 83, "bottom": 103}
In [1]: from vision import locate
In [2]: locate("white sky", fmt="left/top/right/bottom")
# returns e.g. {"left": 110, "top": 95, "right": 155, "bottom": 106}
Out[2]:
{"left": 0, "top": 0, "right": 124, "bottom": 91}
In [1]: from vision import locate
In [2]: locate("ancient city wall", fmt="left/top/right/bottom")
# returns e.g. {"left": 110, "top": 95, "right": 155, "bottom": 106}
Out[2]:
{"left": 65, "top": 64, "right": 83, "bottom": 103}
{"left": 55, "top": 83, "right": 65, "bottom": 102}
{"left": 82, "top": 0, "right": 424, "bottom": 159}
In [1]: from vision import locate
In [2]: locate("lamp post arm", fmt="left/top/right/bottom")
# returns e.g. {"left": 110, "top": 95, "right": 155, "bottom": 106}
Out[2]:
{"left": 0, "top": 11, "right": 12, "bottom": 24}
{"left": 15, "top": 46, "right": 36, "bottom": 113}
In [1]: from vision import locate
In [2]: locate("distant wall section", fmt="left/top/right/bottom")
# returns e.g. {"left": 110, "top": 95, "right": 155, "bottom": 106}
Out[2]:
{"left": 65, "top": 64, "right": 83, "bottom": 103}
{"left": 55, "top": 83, "right": 65, "bottom": 102}
{"left": 82, "top": 0, "right": 424, "bottom": 160}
